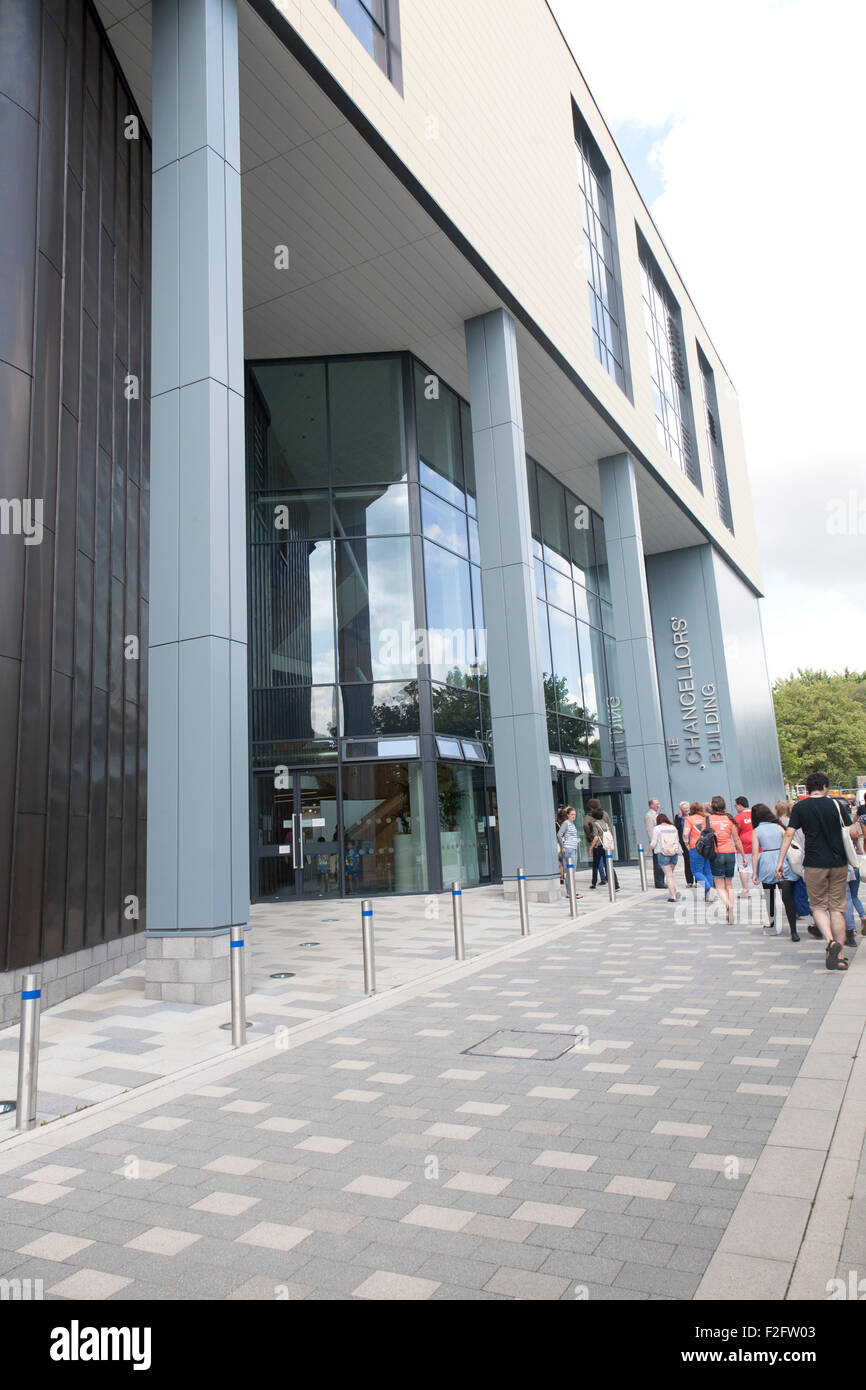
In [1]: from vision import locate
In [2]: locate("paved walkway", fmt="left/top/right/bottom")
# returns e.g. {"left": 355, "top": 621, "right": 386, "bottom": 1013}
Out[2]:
{"left": 1, "top": 883, "right": 863, "bottom": 1301}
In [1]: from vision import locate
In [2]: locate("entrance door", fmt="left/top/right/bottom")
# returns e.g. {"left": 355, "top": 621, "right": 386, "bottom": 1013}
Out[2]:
{"left": 253, "top": 770, "right": 341, "bottom": 900}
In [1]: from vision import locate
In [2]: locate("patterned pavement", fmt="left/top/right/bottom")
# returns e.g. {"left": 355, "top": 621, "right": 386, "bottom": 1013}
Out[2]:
{"left": 1, "top": 881, "right": 862, "bottom": 1300}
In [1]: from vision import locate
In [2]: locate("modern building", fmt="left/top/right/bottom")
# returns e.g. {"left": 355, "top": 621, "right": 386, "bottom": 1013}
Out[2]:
{"left": 0, "top": 0, "right": 783, "bottom": 1012}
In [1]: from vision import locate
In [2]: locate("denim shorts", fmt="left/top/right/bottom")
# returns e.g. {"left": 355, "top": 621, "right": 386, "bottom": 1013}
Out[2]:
{"left": 657, "top": 853, "right": 678, "bottom": 867}
{"left": 709, "top": 852, "right": 735, "bottom": 879}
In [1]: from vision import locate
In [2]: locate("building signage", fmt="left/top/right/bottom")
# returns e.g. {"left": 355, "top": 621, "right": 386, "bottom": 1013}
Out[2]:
{"left": 666, "top": 618, "right": 725, "bottom": 769}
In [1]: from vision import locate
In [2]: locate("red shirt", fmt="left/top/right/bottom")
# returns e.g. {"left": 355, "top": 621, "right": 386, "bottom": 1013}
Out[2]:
{"left": 734, "top": 810, "right": 753, "bottom": 853}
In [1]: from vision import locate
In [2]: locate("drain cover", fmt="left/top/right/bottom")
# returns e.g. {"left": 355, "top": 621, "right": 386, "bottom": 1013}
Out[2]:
{"left": 270, "top": 972, "right": 295, "bottom": 979}
{"left": 298, "top": 941, "right": 319, "bottom": 947}
{"left": 463, "top": 1029, "right": 581, "bottom": 1061}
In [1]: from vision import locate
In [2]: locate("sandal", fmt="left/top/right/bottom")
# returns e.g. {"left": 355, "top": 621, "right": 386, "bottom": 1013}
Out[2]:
{"left": 826, "top": 942, "right": 847, "bottom": 971}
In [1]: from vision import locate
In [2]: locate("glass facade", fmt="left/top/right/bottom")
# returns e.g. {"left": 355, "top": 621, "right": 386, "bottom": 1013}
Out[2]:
{"left": 574, "top": 107, "right": 628, "bottom": 393}
{"left": 246, "top": 352, "right": 633, "bottom": 899}
{"left": 637, "top": 231, "right": 701, "bottom": 489}
{"left": 697, "top": 346, "right": 734, "bottom": 533}
{"left": 329, "top": 0, "right": 400, "bottom": 86}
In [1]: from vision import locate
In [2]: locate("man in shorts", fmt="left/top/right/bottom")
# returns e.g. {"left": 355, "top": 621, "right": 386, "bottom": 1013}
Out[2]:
{"left": 777, "top": 772, "right": 851, "bottom": 971}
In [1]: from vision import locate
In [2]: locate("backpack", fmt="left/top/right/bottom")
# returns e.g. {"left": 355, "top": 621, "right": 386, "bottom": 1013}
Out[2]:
{"left": 598, "top": 822, "right": 614, "bottom": 854}
{"left": 658, "top": 826, "right": 679, "bottom": 856}
{"left": 695, "top": 816, "right": 717, "bottom": 859}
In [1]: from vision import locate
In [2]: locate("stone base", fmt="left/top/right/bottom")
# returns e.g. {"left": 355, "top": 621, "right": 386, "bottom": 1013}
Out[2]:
{"left": 502, "top": 876, "right": 563, "bottom": 905}
{"left": 0, "top": 932, "right": 146, "bottom": 1025}
{"left": 144, "top": 932, "right": 252, "bottom": 1005}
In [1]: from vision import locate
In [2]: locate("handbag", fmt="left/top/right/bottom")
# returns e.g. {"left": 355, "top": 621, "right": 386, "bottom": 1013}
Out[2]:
{"left": 835, "top": 802, "right": 860, "bottom": 870}
{"left": 785, "top": 841, "right": 804, "bottom": 879}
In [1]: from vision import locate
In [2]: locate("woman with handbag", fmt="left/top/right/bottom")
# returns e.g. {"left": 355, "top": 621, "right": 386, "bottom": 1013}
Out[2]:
{"left": 683, "top": 800, "right": 714, "bottom": 901}
{"left": 751, "top": 803, "right": 800, "bottom": 940}
{"left": 583, "top": 799, "right": 619, "bottom": 890}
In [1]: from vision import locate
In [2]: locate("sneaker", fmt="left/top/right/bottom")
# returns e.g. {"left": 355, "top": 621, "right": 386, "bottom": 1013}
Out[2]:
{"left": 807, "top": 925, "right": 823, "bottom": 940}
{"left": 845, "top": 930, "right": 857, "bottom": 948}
{"left": 790, "top": 932, "right": 801, "bottom": 942}
{"left": 861, "top": 916, "right": 866, "bottom": 936}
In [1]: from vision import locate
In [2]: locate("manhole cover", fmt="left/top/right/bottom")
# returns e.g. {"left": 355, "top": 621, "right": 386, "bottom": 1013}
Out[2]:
{"left": 0, "top": 1101, "right": 15, "bottom": 1115}
{"left": 298, "top": 941, "right": 319, "bottom": 947}
{"left": 270, "top": 972, "right": 295, "bottom": 979}
{"left": 463, "top": 1029, "right": 581, "bottom": 1061}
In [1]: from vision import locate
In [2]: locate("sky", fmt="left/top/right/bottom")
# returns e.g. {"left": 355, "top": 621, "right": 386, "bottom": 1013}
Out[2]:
{"left": 549, "top": 0, "right": 866, "bottom": 682}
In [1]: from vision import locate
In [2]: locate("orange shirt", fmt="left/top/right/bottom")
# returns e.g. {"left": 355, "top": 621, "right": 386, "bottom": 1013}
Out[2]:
{"left": 683, "top": 816, "right": 705, "bottom": 850}
{"left": 708, "top": 814, "right": 737, "bottom": 853}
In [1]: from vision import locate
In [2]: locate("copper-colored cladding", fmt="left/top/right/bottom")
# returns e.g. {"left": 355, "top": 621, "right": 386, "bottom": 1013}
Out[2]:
{"left": 1, "top": 0, "right": 150, "bottom": 971}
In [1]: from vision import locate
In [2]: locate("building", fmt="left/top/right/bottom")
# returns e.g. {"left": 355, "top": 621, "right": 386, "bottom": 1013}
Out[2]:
{"left": 0, "top": 0, "right": 783, "bottom": 1013}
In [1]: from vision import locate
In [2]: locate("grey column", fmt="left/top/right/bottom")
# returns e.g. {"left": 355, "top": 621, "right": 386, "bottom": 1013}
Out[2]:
{"left": 598, "top": 452, "right": 671, "bottom": 835}
{"left": 146, "top": 0, "right": 249, "bottom": 1002}
{"left": 465, "top": 310, "right": 559, "bottom": 900}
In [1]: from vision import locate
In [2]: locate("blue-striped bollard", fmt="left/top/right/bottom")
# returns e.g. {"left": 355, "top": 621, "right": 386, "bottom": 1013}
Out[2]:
{"left": 362, "top": 900, "right": 376, "bottom": 995}
{"left": 452, "top": 882, "right": 465, "bottom": 960}
{"left": 16, "top": 973, "right": 41, "bottom": 1131}
{"left": 517, "top": 867, "right": 530, "bottom": 936}
{"left": 230, "top": 926, "right": 246, "bottom": 1048}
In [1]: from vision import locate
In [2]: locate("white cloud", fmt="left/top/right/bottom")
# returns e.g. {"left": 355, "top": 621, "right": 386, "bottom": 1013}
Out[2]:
{"left": 551, "top": 0, "right": 866, "bottom": 678}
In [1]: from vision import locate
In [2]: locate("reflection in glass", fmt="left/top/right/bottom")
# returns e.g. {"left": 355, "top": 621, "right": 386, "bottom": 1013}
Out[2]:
{"left": 558, "top": 714, "right": 589, "bottom": 756}
{"left": 544, "top": 565, "right": 574, "bottom": 614}
{"left": 341, "top": 761, "right": 427, "bottom": 893}
{"left": 329, "top": 358, "right": 407, "bottom": 486}
{"left": 248, "top": 363, "right": 328, "bottom": 490}
{"left": 424, "top": 542, "right": 477, "bottom": 685}
{"left": 250, "top": 540, "right": 335, "bottom": 687}
{"left": 421, "top": 489, "right": 468, "bottom": 558}
{"left": 333, "top": 484, "right": 409, "bottom": 538}
{"left": 433, "top": 683, "right": 481, "bottom": 737}
{"left": 341, "top": 680, "right": 420, "bottom": 737}
{"left": 568, "top": 487, "right": 594, "bottom": 585}
{"left": 547, "top": 606, "right": 583, "bottom": 717}
{"left": 251, "top": 685, "right": 338, "bottom": 743}
{"left": 577, "top": 619, "right": 606, "bottom": 721}
{"left": 438, "top": 762, "right": 485, "bottom": 887}
{"left": 538, "top": 466, "right": 570, "bottom": 573}
{"left": 460, "top": 400, "right": 476, "bottom": 515}
{"left": 415, "top": 362, "right": 463, "bottom": 506}
{"left": 335, "top": 537, "right": 415, "bottom": 683}
{"left": 590, "top": 511, "right": 611, "bottom": 599}
{"left": 252, "top": 491, "right": 330, "bottom": 543}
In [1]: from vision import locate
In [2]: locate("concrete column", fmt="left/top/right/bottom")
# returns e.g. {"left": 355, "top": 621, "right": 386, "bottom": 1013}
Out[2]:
{"left": 146, "top": 0, "right": 249, "bottom": 1002}
{"left": 598, "top": 453, "right": 671, "bottom": 836}
{"left": 465, "top": 310, "right": 559, "bottom": 901}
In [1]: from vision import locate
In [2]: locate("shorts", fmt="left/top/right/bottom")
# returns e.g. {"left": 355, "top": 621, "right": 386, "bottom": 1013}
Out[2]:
{"left": 802, "top": 865, "right": 849, "bottom": 914}
{"left": 709, "top": 852, "right": 735, "bottom": 880}
{"left": 657, "top": 853, "right": 678, "bottom": 867}
{"left": 735, "top": 852, "right": 750, "bottom": 872}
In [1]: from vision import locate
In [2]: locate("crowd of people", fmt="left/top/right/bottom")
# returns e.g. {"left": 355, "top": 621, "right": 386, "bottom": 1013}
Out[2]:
{"left": 556, "top": 774, "right": 866, "bottom": 973}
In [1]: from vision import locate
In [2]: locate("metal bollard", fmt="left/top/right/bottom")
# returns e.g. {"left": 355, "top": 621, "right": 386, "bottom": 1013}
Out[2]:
{"left": 230, "top": 926, "right": 246, "bottom": 1049}
{"left": 637, "top": 846, "right": 648, "bottom": 892}
{"left": 566, "top": 860, "right": 578, "bottom": 918}
{"left": 362, "top": 899, "right": 376, "bottom": 995}
{"left": 16, "top": 973, "right": 41, "bottom": 1132}
{"left": 516, "top": 867, "right": 530, "bottom": 936}
{"left": 606, "top": 856, "right": 616, "bottom": 901}
{"left": 452, "top": 882, "right": 465, "bottom": 961}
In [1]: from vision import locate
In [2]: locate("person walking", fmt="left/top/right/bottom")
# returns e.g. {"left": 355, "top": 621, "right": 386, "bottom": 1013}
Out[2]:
{"left": 555, "top": 806, "right": 567, "bottom": 885}
{"left": 644, "top": 798, "right": 666, "bottom": 888}
{"left": 683, "top": 800, "right": 715, "bottom": 901}
{"left": 650, "top": 813, "right": 682, "bottom": 901}
{"left": 704, "top": 796, "right": 745, "bottom": 923}
{"left": 584, "top": 799, "right": 619, "bottom": 889}
{"left": 734, "top": 796, "right": 754, "bottom": 899}
{"left": 751, "top": 803, "right": 799, "bottom": 940}
{"left": 674, "top": 801, "right": 694, "bottom": 886}
{"left": 777, "top": 772, "right": 852, "bottom": 971}
{"left": 848, "top": 813, "right": 866, "bottom": 937}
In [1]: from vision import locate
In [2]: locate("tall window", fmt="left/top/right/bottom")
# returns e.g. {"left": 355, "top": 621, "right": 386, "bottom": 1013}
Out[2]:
{"left": 698, "top": 346, "right": 734, "bottom": 533}
{"left": 637, "top": 231, "right": 700, "bottom": 488}
{"left": 330, "top": 0, "right": 402, "bottom": 89}
{"left": 574, "top": 107, "right": 628, "bottom": 392}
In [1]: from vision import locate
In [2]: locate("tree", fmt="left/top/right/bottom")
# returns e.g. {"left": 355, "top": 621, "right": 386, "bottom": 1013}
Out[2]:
{"left": 772, "top": 671, "right": 866, "bottom": 785}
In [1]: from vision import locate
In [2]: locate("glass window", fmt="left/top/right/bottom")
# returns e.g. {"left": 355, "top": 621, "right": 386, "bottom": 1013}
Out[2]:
{"left": 637, "top": 232, "right": 700, "bottom": 488}
{"left": 577, "top": 619, "right": 604, "bottom": 721}
{"left": 567, "top": 489, "right": 594, "bottom": 585}
{"left": 251, "top": 491, "right": 330, "bottom": 544}
{"left": 341, "top": 761, "right": 428, "bottom": 894}
{"left": 422, "top": 488, "right": 469, "bottom": 558}
{"left": 467, "top": 516, "right": 480, "bottom": 566}
{"left": 341, "top": 680, "right": 419, "bottom": 737}
{"left": 574, "top": 108, "right": 628, "bottom": 393}
{"left": 248, "top": 363, "right": 328, "bottom": 491}
{"left": 574, "top": 582, "right": 591, "bottom": 626}
{"left": 335, "top": 537, "right": 415, "bottom": 682}
{"left": 547, "top": 606, "right": 583, "bottom": 718}
{"left": 333, "top": 484, "right": 409, "bottom": 538}
{"left": 590, "top": 511, "right": 611, "bottom": 600}
{"left": 698, "top": 345, "right": 734, "bottom": 532}
{"left": 538, "top": 467, "right": 570, "bottom": 574}
{"left": 424, "top": 542, "right": 477, "bottom": 685}
{"left": 544, "top": 564, "right": 574, "bottom": 615}
{"left": 250, "top": 540, "right": 336, "bottom": 687}
{"left": 436, "top": 736, "right": 463, "bottom": 759}
{"left": 470, "top": 565, "right": 485, "bottom": 649}
{"left": 479, "top": 692, "right": 491, "bottom": 740}
{"left": 251, "top": 684, "right": 338, "bottom": 745}
{"left": 329, "top": 358, "right": 407, "bottom": 486}
{"left": 537, "top": 600, "right": 553, "bottom": 703}
{"left": 333, "top": 0, "right": 389, "bottom": 73}
{"left": 432, "top": 683, "right": 481, "bottom": 737}
{"left": 438, "top": 762, "right": 484, "bottom": 888}
{"left": 415, "top": 362, "right": 464, "bottom": 507}
{"left": 527, "top": 458, "right": 541, "bottom": 540}
{"left": 460, "top": 400, "right": 477, "bottom": 516}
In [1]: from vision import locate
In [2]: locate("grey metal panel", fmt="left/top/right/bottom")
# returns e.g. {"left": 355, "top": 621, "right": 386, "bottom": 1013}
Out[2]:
{"left": 37, "top": 7, "right": 67, "bottom": 276}
{"left": 0, "top": 359, "right": 31, "bottom": 662}
{"left": 0, "top": 0, "right": 42, "bottom": 118}
{"left": 0, "top": 95, "right": 38, "bottom": 374}
{"left": 176, "top": 637, "right": 233, "bottom": 931}
{"left": 16, "top": 532, "right": 55, "bottom": 816}
{"left": 61, "top": 174, "right": 83, "bottom": 415}
{"left": 31, "top": 252, "right": 63, "bottom": 521}
{"left": 0, "top": 656, "right": 19, "bottom": 962}
{"left": 43, "top": 668, "right": 73, "bottom": 960}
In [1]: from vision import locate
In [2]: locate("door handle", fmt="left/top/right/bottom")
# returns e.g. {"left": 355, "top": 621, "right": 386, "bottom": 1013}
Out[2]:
{"left": 292, "top": 812, "right": 302, "bottom": 870}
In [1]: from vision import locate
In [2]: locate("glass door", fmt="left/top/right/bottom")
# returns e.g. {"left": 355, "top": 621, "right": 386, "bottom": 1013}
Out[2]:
{"left": 253, "top": 770, "right": 341, "bottom": 900}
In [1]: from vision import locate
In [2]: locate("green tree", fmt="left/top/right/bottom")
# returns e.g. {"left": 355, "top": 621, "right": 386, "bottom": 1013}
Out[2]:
{"left": 772, "top": 671, "right": 866, "bottom": 785}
